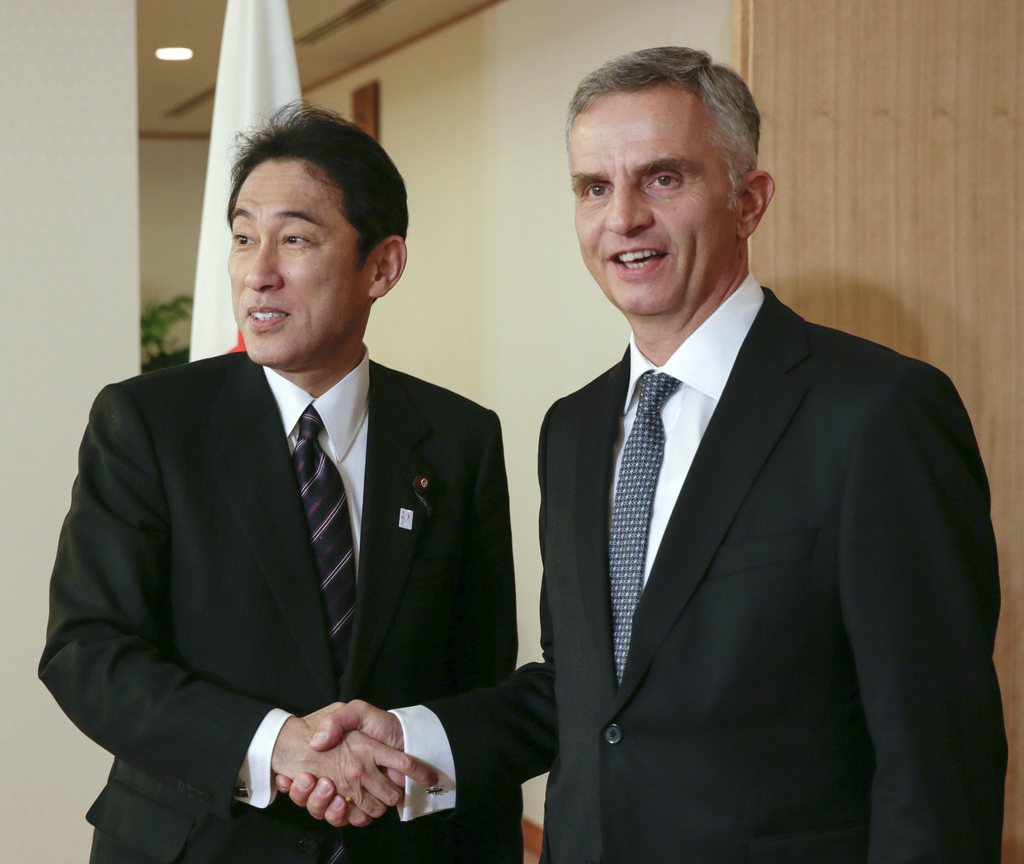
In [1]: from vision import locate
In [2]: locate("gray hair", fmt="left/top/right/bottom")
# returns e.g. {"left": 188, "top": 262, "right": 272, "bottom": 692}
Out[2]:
{"left": 566, "top": 47, "right": 760, "bottom": 195}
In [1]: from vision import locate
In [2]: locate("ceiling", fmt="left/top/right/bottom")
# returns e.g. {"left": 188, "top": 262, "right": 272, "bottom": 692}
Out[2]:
{"left": 138, "top": 0, "right": 497, "bottom": 136}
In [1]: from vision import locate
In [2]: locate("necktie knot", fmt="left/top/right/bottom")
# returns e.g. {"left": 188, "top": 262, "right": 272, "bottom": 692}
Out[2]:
{"left": 636, "top": 371, "right": 681, "bottom": 419}
{"left": 297, "top": 406, "right": 325, "bottom": 443}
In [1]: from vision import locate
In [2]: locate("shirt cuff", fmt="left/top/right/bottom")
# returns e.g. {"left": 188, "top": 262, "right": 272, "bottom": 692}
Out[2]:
{"left": 237, "top": 708, "right": 292, "bottom": 808}
{"left": 390, "top": 705, "right": 456, "bottom": 821}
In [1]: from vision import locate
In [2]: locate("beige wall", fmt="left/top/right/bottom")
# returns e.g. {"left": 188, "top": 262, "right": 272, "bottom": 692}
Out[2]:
{"left": 139, "top": 137, "right": 209, "bottom": 307}
{"left": 0, "top": 1, "right": 139, "bottom": 860}
{"left": 305, "top": 0, "right": 733, "bottom": 821}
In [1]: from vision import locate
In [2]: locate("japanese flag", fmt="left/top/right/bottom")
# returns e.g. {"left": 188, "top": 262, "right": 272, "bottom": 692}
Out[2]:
{"left": 190, "top": 0, "right": 300, "bottom": 361}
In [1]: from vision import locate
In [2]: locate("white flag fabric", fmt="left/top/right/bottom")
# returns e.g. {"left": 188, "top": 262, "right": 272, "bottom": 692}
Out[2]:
{"left": 190, "top": 0, "right": 301, "bottom": 361}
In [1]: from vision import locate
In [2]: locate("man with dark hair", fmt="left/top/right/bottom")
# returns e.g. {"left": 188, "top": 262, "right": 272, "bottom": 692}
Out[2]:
{"left": 226, "top": 104, "right": 407, "bottom": 262}
{"left": 296, "top": 48, "right": 1006, "bottom": 863}
{"left": 40, "top": 102, "right": 523, "bottom": 864}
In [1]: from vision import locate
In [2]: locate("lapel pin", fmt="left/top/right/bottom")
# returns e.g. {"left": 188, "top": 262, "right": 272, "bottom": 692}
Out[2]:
{"left": 398, "top": 508, "right": 414, "bottom": 530}
{"left": 412, "top": 475, "right": 432, "bottom": 516}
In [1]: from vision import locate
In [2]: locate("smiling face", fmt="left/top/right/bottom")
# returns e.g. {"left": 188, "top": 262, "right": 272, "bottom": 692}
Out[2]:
{"left": 229, "top": 158, "right": 405, "bottom": 396}
{"left": 569, "top": 85, "right": 772, "bottom": 363}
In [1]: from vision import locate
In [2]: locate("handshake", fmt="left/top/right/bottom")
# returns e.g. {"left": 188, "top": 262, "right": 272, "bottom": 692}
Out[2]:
{"left": 270, "top": 700, "right": 439, "bottom": 828}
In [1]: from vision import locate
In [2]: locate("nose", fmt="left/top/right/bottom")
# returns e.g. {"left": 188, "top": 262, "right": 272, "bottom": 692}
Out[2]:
{"left": 243, "top": 243, "right": 284, "bottom": 292}
{"left": 606, "top": 187, "right": 653, "bottom": 236}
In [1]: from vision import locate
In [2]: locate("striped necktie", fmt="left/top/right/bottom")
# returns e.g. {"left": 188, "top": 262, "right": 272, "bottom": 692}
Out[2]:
{"left": 293, "top": 406, "right": 356, "bottom": 682}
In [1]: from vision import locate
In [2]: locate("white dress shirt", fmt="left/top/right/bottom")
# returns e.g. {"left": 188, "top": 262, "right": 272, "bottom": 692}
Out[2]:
{"left": 396, "top": 275, "right": 765, "bottom": 819}
{"left": 614, "top": 275, "right": 764, "bottom": 585}
{"left": 240, "top": 350, "right": 370, "bottom": 808}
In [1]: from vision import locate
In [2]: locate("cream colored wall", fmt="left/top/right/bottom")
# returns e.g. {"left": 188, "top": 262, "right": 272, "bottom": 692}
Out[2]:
{"left": 139, "top": 138, "right": 209, "bottom": 307}
{"left": 307, "top": 0, "right": 733, "bottom": 823}
{"left": 0, "top": 1, "right": 139, "bottom": 860}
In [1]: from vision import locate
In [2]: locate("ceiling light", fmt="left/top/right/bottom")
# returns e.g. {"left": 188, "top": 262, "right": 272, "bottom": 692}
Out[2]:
{"left": 156, "top": 47, "right": 193, "bottom": 61}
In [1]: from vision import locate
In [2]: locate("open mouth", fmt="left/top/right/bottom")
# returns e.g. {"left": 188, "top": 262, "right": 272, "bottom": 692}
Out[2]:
{"left": 615, "top": 249, "right": 666, "bottom": 269}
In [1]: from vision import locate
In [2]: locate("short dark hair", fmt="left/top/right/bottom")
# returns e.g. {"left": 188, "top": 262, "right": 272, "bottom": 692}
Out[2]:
{"left": 227, "top": 101, "right": 408, "bottom": 261}
{"left": 567, "top": 47, "right": 760, "bottom": 196}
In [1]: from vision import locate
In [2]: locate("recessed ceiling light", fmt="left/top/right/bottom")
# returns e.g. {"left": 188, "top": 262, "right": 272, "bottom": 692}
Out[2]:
{"left": 156, "top": 47, "right": 194, "bottom": 61}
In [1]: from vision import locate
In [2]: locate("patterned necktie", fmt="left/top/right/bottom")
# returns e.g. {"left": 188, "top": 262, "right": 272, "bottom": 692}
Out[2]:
{"left": 292, "top": 406, "right": 356, "bottom": 682}
{"left": 609, "top": 371, "right": 681, "bottom": 683}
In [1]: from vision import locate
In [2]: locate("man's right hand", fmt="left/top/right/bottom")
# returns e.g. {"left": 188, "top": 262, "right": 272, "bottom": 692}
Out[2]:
{"left": 270, "top": 702, "right": 435, "bottom": 827}
{"left": 309, "top": 699, "right": 405, "bottom": 754}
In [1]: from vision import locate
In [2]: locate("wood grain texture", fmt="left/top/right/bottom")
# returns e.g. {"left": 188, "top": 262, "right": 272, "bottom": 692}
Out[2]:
{"left": 739, "top": 0, "right": 1022, "bottom": 857}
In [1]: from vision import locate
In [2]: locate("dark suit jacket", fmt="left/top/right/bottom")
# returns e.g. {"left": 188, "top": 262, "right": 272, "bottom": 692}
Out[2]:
{"left": 40, "top": 353, "right": 522, "bottom": 864}
{"left": 431, "top": 290, "right": 1006, "bottom": 864}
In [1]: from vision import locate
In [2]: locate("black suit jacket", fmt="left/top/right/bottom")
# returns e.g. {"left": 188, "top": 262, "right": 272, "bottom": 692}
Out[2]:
{"left": 40, "top": 353, "right": 522, "bottom": 864}
{"left": 431, "top": 291, "right": 1006, "bottom": 864}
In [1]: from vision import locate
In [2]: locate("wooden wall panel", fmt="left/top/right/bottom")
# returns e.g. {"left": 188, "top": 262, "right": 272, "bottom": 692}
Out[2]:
{"left": 738, "top": 0, "right": 1023, "bottom": 857}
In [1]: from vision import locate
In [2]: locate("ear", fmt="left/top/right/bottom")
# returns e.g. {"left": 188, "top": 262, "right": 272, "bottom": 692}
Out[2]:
{"left": 735, "top": 170, "right": 775, "bottom": 241}
{"left": 365, "top": 235, "right": 408, "bottom": 300}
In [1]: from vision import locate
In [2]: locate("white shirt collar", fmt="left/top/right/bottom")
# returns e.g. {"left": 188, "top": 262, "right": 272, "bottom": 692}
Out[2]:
{"left": 262, "top": 349, "right": 370, "bottom": 461}
{"left": 624, "top": 274, "right": 764, "bottom": 412}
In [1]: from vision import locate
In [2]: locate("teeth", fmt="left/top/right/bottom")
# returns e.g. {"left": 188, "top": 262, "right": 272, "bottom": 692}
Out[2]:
{"left": 617, "top": 250, "right": 659, "bottom": 267}
{"left": 619, "top": 250, "right": 655, "bottom": 262}
{"left": 252, "top": 311, "right": 285, "bottom": 321}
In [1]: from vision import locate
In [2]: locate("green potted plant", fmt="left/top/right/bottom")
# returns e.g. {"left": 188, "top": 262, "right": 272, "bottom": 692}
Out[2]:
{"left": 141, "top": 294, "right": 193, "bottom": 373}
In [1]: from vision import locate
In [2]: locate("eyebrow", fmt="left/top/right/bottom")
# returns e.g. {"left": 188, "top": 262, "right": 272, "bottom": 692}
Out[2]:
{"left": 229, "top": 207, "right": 325, "bottom": 227}
{"left": 640, "top": 157, "right": 695, "bottom": 177}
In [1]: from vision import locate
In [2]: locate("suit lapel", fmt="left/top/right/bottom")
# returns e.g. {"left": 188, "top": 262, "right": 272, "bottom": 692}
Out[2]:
{"left": 209, "top": 357, "right": 337, "bottom": 703}
{"left": 615, "top": 292, "right": 811, "bottom": 708}
{"left": 573, "top": 355, "right": 629, "bottom": 693}
{"left": 342, "top": 363, "right": 431, "bottom": 698}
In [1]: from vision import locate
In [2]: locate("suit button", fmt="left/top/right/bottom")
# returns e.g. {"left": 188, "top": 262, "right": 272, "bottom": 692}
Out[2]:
{"left": 298, "top": 837, "right": 320, "bottom": 856}
{"left": 603, "top": 723, "right": 622, "bottom": 744}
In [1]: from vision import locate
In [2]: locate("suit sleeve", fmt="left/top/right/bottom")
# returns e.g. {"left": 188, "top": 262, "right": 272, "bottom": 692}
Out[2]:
{"left": 39, "top": 383, "right": 274, "bottom": 818}
{"left": 839, "top": 362, "right": 1006, "bottom": 862}
{"left": 443, "top": 408, "right": 519, "bottom": 690}
{"left": 428, "top": 404, "right": 560, "bottom": 809}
